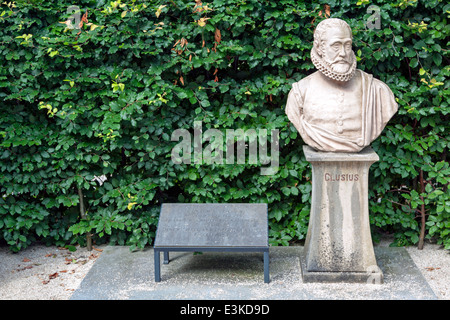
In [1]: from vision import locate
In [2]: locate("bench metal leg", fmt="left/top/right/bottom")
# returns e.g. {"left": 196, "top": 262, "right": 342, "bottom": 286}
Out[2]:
{"left": 154, "top": 250, "right": 161, "bottom": 282}
{"left": 264, "top": 251, "right": 270, "bottom": 283}
{"left": 163, "top": 251, "right": 169, "bottom": 264}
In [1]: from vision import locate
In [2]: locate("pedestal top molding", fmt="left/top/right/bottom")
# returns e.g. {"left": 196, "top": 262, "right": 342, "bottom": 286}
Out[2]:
{"left": 303, "top": 145, "right": 380, "bottom": 163}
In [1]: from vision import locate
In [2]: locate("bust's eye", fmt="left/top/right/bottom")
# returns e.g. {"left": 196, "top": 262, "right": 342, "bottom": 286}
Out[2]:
{"left": 333, "top": 44, "right": 340, "bottom": 49}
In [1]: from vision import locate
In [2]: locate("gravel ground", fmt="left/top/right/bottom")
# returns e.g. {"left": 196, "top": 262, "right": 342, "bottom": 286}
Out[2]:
{"left": 0, "top": 239, "right": 448, "bottom": 300}
{"left": 403, "top": 243, "right": 450, "bottom": 299}
{"left": 0, "top": 243, "right": 107, "bottom": 300}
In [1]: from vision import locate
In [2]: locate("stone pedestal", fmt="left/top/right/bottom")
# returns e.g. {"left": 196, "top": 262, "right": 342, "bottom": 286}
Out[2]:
{"left": 301, "top": 145, "right": 383, "bottom": 283}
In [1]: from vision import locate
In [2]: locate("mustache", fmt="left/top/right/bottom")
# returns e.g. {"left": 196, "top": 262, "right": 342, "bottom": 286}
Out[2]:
{"left": 329, "top": 57, "right": 352, "bottom": 64}
{"left": 324, "top": 51, "right": 355, "bottom": 65}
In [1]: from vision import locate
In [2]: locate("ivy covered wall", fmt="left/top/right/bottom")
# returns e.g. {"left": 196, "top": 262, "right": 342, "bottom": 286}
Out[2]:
{"left": 0, "top": 0, "right": 448, "bottom": 251}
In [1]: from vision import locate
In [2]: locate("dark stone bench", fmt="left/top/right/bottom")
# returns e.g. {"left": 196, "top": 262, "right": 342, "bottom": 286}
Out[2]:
{"left": 153, "top": 203, "right": 270, "bottom": 283}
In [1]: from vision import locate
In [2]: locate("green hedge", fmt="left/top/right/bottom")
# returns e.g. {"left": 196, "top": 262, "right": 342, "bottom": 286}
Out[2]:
{"left": 0, "top": 0, "right": 448, "bottom": 252}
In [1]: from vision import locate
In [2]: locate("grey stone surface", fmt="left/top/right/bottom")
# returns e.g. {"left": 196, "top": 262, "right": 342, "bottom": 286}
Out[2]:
{"left": 71, "top": 246, "right": 437, "bottom": 300}
{"left": 302, "top": 145, "right": 379, "bottom": 162}
{"left": 155, "top": 203, "right": 268, "bottom": 248}
{"left": 300, "top": 250, "right": 383, "bottom": 284}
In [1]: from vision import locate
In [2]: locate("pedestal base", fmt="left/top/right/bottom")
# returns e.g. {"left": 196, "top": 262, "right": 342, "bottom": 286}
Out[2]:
{"left": 300, "top": 250, "right": 383, "bottom": 284}
{"left": 302, "top": 145, "right": 383, "bottom": 283}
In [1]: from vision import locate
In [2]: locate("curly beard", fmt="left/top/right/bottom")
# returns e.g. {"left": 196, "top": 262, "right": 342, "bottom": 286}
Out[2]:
{"left": 311, "top": 47, "right": 357, "bottom": 82}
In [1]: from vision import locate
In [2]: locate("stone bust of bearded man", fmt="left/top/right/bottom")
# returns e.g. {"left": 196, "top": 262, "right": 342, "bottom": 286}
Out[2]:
{"left": 285, "top": 18, "right": 398, "bottom": 152}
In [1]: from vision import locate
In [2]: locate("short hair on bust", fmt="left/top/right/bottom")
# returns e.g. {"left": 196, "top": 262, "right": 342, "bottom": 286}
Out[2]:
{"left": 313, "top": 18, "right": 352, "bottom": 55}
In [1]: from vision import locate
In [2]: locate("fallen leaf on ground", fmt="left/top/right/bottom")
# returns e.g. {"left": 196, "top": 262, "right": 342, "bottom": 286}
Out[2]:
{"left": 49, "top": 272, "right": 59, "bottom": 279}
{"left": 22, "top": 258, "right": 31, "bottom": 262}
{"left": 16, "top": 265, "right": 33, "bottom": 272}
{"left": 425, "top": 267, "right": 441, "bottom": 271}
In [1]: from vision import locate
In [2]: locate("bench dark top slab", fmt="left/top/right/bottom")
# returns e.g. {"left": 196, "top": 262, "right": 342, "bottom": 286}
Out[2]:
{"left": 154, "top": 203, "right": 268, "bottom": 248}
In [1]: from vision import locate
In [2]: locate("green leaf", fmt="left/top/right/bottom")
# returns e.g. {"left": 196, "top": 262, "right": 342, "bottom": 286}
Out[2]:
{"left": 281, "top": 187, "right": 290, "bottom": 196}
{"left": 432, "top": 53, "right": 442, "bottom": 66}
{"left": 66, "top": 245, "right": 77, "bottom": 252}
{"left": 409, "top": 58, "right": 418, "bottom": 68}
{"left": 188, "top": 172, "right": 197, "bottom": 180}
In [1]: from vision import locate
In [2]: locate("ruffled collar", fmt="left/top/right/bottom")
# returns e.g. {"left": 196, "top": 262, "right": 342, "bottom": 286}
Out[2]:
{"left": 310, "top": 47, "right": 357, "bottom": 82}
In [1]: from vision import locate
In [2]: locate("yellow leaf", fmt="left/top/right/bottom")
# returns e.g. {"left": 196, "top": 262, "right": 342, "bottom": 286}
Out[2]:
{"left": 59, "top": 20, "right": 72, "bottom": 28}
{"left": 155, "top": 5, "right": 166, "bottom": 18}
{"left": 90, "top": 24, "right": 99, "bottom": 31}
{"left": 121, "top": 10, "right": 127, "bottom": 18}
{"left": 197, "top": 17, "right": 209, "bottom": 27}
{"left": 127, "top": 202, "right": 137, "bottom": 210}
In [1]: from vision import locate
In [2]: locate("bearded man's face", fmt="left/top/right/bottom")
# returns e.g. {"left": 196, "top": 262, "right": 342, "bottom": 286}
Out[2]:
{"left": 321, "top": 27, "right": 354, "bottom": 74}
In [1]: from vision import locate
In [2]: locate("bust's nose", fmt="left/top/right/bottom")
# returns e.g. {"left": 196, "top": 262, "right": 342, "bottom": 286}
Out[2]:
{"left": 338, "top": 45, "right": 347, "bottom": 58}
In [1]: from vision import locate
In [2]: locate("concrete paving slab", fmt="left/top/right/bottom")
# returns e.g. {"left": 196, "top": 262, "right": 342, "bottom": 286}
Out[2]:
{"left": 71, "top": 246, "right": 437, "bottom": 300}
